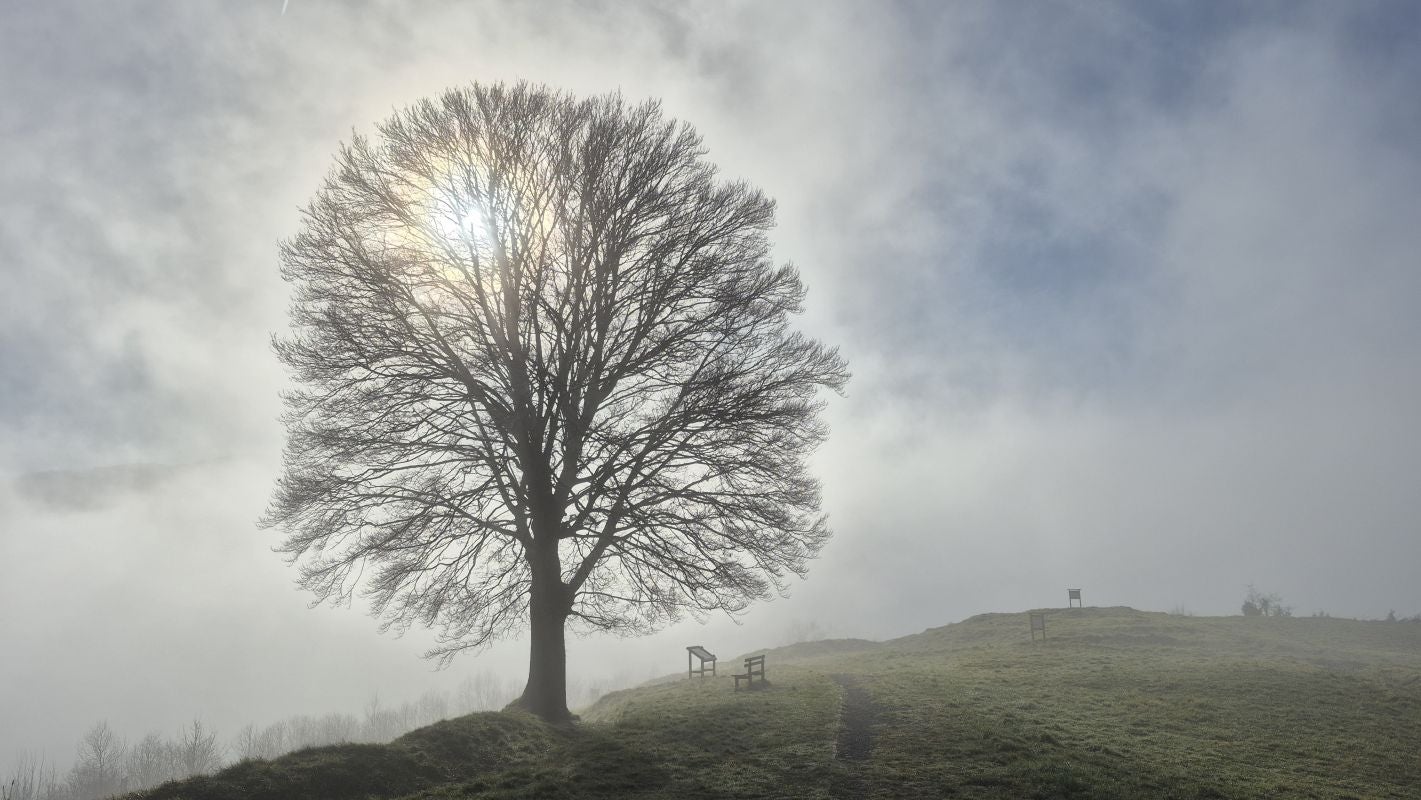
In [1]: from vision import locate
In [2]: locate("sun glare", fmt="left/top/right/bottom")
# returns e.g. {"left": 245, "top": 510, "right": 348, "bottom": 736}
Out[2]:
{"left": 457, "top": 207, "right": 486, "bottom": 239}
{"left": 417, "top": 191, "right": 503, "bottom": 297}
{"left": 434, "top": 201, "right": 489, "bottom": 245}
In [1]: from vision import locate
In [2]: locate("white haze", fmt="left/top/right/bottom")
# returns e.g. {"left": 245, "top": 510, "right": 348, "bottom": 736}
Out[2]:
{"left": 3, "top": 0, "right": 1420, "bottom": 774}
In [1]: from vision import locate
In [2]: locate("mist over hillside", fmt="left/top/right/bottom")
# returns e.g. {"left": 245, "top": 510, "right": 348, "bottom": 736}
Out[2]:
{"left": 5, "top": 1, "right": 1421, "bottom": 797}
{"left": 11, "top": 607, "right": 1413, "bottom": 800}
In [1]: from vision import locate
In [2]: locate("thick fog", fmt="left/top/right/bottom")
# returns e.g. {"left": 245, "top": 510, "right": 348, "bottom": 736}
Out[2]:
{"left": 3, "top": 0, "right": 1419, "bottom": 776}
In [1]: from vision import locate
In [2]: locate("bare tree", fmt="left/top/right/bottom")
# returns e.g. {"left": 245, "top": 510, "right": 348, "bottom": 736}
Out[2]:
{"left": 172, "top": 720, "right": 221, "bottom": 779}
{"left": 453, "top": 671, "right": 518, "bottom": 715}
{"left": 264, "top": 81, "right": 848, "bottom": 721}
{"left": 232, "top": 724, "right": 263, "bottom": 763}
{"left": 3, "top": 752, "right": 64, "bottom": 800}
{"left": 68, "top": 722, "right": 125, "bottom": 799}
{"left": 124, "top": 732, "right": 176, "bottom": 791}
{"left": 362, "top": 694, "right": 404, "bottom": 743}
{"left": 238, "top": 720, "right": 289, "bottom": 761}
{"left": 416, "top": 690, "right": 450, "bottom": 727}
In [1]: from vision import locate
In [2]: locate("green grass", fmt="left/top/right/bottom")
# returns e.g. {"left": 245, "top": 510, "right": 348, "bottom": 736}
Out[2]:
{"left": 126, "top": 608, "right": 1421, "bottom": 799}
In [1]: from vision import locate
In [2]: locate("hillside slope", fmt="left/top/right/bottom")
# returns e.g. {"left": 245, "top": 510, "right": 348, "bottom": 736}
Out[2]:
{"left": 128, "top": 608, "right": 1421, "bottom": 799}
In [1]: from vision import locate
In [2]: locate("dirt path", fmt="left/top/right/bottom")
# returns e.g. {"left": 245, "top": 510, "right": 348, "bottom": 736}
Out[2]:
{"left": 829, "top": 674, "right": 879, "bottom": 799}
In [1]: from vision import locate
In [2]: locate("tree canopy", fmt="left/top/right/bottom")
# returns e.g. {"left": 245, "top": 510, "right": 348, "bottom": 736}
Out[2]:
{"left": 264, "top": 82, "right": 848, "bottom": 720}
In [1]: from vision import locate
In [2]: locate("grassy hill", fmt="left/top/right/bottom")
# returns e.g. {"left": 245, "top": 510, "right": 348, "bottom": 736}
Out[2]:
{"left": 127, "top": 608, "right": 1421, "bottom": 799}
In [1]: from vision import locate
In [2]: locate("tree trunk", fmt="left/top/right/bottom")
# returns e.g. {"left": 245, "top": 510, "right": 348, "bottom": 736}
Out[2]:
{"left": 509, "top": 540, "right": 572, "bottom": 722}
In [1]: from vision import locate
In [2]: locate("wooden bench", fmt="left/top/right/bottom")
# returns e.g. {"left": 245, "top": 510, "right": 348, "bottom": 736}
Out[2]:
{"left": 733, "top": 655, "right": 766, "bottom": 690}
{"left": 687, "top": 645, "right": 717, "bottom": 679}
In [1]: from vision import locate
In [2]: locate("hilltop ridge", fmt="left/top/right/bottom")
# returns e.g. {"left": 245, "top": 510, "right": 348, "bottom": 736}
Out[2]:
{"left": 127, "top": 607, "right": 1421, "bottom": 799}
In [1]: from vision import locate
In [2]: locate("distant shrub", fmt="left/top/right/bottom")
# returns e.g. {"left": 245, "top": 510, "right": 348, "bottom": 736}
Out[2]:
{"left": 1242, "top": 585, "right": 1292, "bottom": 617}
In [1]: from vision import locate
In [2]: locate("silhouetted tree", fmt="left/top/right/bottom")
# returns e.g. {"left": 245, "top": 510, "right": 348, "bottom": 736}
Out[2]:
{"left": 265, "top": 82, "right": 848, "bottom": 721}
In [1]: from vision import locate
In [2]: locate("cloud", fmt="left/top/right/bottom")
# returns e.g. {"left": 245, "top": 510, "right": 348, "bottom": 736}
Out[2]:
{"left": 7, "top": 463, "right": 182, "bottom": 513}
{"left": 796, "top": 3, "right": 1421, "bottom": 633}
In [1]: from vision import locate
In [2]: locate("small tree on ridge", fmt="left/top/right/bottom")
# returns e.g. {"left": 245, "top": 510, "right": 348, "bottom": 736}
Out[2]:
{"left": 1242, "top": 584, "right": 1292, "bottom": 617}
